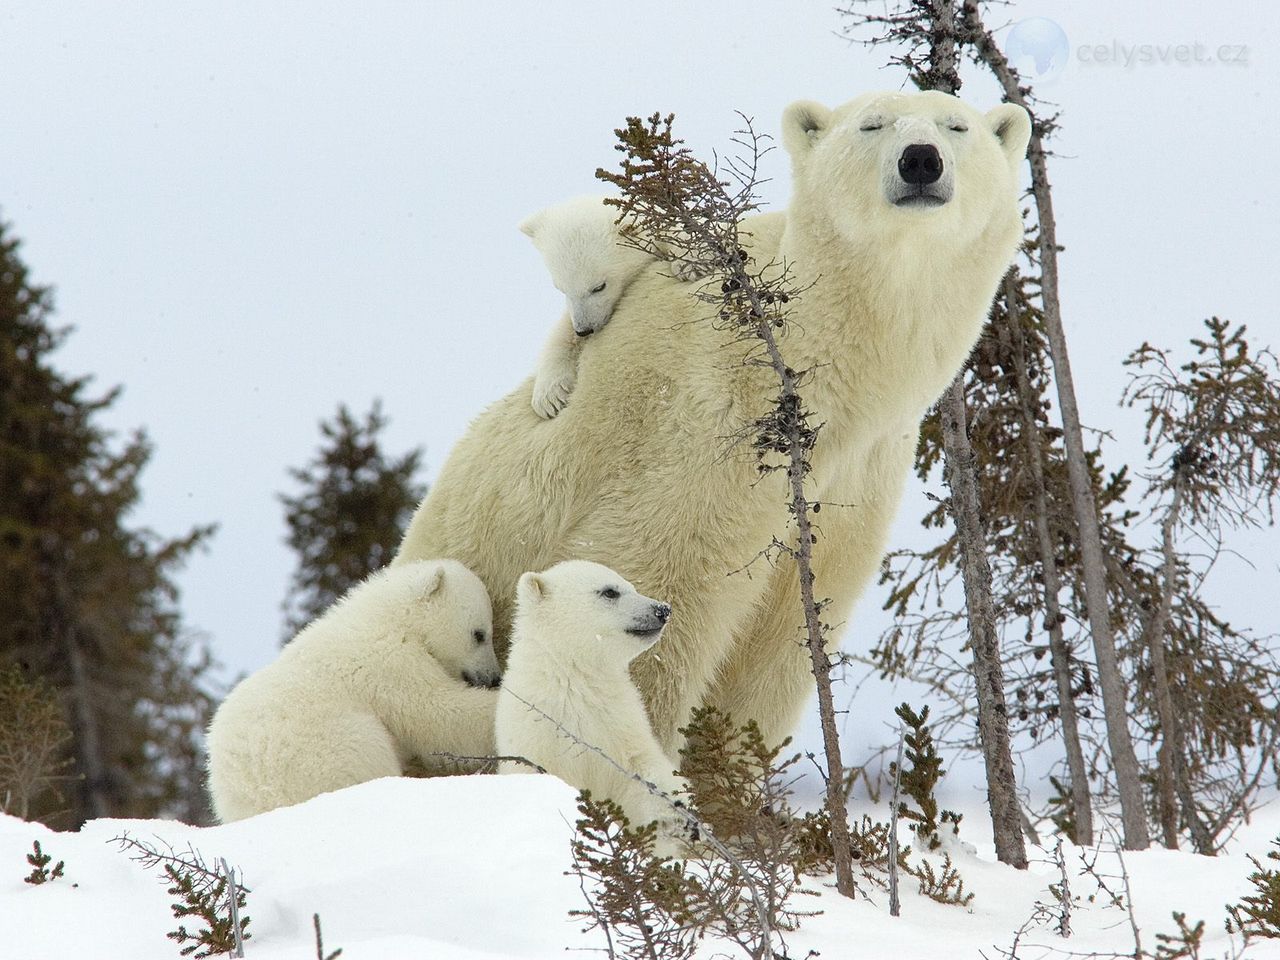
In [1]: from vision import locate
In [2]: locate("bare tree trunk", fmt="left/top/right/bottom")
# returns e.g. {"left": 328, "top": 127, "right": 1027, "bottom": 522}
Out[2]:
{"left": 597, "top": 109, "right": 858, "bottom": 901}
{"left": 1142, "top": 482, "right": 1216, "bottom": 854}
{"left": 1002, "top": 281, "right": 1095, "bottom": 845}
{"left": 889, "top": 731, "right": 904, "bottom": 917}
{"left": 776, "top": 353, "right": 858, "bottom": 899}
{"left": 44, "top": 541, "right": 109, "bottom": 822}
{"left": 960, "top": 0, "right": 1150, "bottom": 851}
{"left": 939, "top": 381, "right": 1029, "bottom": 869}
{"left": 928, "top": 0, "right": 1027, "bottom": 871}
{"left": 1146, "top": 484, "right": 1184, "bottom": 848}
{"left": 62, "top": 633, "right": 108, "bottom": 820}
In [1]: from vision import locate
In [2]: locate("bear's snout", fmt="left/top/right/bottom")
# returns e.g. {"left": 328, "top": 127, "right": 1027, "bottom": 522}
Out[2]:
{"left": 625, "top": 600, "right": 672, "bottom": 641}
{"left": 464, "top": 669, "right": 503, "bottom": 689}
{"left": 898, "top": 143, "right": 943, "bottom": 185}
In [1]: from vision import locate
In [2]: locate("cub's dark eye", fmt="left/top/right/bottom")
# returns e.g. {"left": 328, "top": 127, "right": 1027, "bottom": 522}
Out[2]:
{"left": 473, "top": 629, "right": 487, "bottom": 645}
{"left": 948, "top": 122, "right": 969, "bottom": 133}
{"left": 860, "top": 120, "right": 884, "bottom": 132}
{"left": 599, "top": 587, "right": 621, "bottom": 601}
{"left": 590, "top": 281, "right": 607, "bottom": 294}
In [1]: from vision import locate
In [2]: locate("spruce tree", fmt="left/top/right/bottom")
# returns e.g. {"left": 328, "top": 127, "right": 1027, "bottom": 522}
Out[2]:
{"left": 0, "top": 216, "right": 217, "bottom": 827}
{"left": 1118, "top": 319, "right": 1280, "bottom": 852}
{"left": 279, "top": 402, "right": 426, "bottom": 637}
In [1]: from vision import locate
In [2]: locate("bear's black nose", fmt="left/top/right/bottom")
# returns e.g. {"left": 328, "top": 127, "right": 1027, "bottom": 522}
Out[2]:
{"left": 653, "top": 602, "right": 672, "bottom": 623}
{"left": 898, "top": 143, "right": 943, "bottom": 185}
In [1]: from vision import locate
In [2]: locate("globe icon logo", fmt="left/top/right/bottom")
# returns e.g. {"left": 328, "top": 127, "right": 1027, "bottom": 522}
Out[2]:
{"left": 1005, "top": 17, "right": 1070, "bottom": 85}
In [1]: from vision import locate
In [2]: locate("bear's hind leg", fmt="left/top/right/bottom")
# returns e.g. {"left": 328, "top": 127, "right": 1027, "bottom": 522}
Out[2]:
{"left": 213, "top": 710, "right": 402, "bottom": 821}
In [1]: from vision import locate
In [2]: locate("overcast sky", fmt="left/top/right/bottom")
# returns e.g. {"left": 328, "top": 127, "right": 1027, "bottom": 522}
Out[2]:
{"left": 3, "top": 1, "right": 1277, "bottom": 783}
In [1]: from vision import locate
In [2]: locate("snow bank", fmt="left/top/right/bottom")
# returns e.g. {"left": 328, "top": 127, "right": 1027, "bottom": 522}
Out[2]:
{"left": 2, "top": 775, "right": 1277, "bottom": 959}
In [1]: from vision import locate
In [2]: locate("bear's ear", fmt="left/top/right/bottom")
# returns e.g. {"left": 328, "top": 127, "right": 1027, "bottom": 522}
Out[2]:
{"left": 986, "top": 103, "right": 1032, "bottom": 168}
{"left": 781, "top": 100, "right": 832, "bottom": 158}
{"left": 421, "top": 565, "right": 446, "bottom": 599}
{"left": 518, "top": 210, "right": 543, "bottom": 240}
{"left": 517, "top": 571, "right": 547, "bottom": 604}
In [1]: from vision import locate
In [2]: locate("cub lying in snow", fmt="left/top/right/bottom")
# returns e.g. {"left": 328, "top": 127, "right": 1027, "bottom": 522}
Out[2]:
{"left": 206, "top": 559, "right": 501, "bottom": 822}
{"left": 520, "top": 195, "right": 703, "bottom": 419}
{"left": 495, "top": 560, "right": 692, "bottom": 850}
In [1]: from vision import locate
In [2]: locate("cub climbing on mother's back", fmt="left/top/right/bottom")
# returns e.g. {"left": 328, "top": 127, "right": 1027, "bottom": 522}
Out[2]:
{"left": 520, "top": 195, "right": 704, "bottom": 419}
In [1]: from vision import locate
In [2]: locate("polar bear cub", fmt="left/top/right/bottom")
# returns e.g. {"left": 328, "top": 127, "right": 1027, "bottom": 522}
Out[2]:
{"left": 496, "top": 560, "right": 689, "bottom": 843}
{"left": 521, "top": 196, "right": 702, "bottom": 419}
{"left": 206, "top": 559, "right": 501, "bottom": 822}
{"left": 520, "top": 196, "right": 652, "bottom": 419}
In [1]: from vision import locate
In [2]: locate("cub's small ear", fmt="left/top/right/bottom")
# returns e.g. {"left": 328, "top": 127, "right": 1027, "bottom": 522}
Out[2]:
{"left": 422, "top": 565, "right": 446, "bottom": 599}
{"left": 986, "top": 102, "right": 1032, "bottom": 168}
{"left": 518, "top": 211, "right": 543, "bottom": 240}
{"left": 517, "top": 571, "right": 547, "bottom": 604}
{"left": 781, "top": 100, "right": 832, "bottom": 158}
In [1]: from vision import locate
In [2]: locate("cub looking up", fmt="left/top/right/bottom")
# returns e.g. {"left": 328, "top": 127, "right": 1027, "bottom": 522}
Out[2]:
{"left": 496, "top": 560, "right": 690, "bottom": 852}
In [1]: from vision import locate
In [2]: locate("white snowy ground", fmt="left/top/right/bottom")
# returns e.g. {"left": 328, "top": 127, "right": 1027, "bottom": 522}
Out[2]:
{"left": 2, "top": 776, "right": 1278, "bottom": 959}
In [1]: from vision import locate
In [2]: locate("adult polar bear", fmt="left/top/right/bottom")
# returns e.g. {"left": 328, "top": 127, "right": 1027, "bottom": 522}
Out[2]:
{"left": 396, "top": 91, "right": 1031, "bottom": 754}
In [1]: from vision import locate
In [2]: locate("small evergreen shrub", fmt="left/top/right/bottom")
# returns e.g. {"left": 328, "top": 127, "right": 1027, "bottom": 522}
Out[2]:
{"left": 23, "top": 840, "right": 64, "bottom": 885}
{"left": 1227, "top": 835, "right": 1280, "bottom": 941}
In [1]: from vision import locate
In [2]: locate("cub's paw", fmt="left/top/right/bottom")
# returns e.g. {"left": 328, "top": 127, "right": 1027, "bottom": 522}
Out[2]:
{"left": 650, "top": 798, "right": 699, "bottom": 858}
{"left": 532, "top": 363, "right": 577, "bottom": 419}
{"left": 669, "top": 799, "right": 700, "bottom": 843}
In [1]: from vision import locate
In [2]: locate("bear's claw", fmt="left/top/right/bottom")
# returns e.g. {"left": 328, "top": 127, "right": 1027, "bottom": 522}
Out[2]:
{"left": 532, "top": 363, "right": 577, "bottom": 419}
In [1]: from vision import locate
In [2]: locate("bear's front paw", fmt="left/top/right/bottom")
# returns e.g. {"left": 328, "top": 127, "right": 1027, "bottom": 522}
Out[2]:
{"left": 670, "top": 799, "right": 700, "bottom": 843}
{"left": 654, "top": 803, "right": 699, "bottom": 858}
{"left": 532, "top": 362, "right": 577, "bottom": 419}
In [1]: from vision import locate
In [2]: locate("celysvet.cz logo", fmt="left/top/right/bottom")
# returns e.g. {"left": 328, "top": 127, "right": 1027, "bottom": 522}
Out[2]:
{"left": 1005, "top": 18, "right": 1070, "bottom": 83}
{"left": 1004, "top": 17, "right": 1250, "bottom": 85}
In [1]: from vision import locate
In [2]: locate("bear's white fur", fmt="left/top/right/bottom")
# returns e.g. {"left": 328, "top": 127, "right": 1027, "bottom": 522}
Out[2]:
{"left": 496, "top": 561, "right": 687, "bottom": 841}
{"left": 206, "top": 559, "right": 501, "bottom": 822}
{"left": 398, "top": 91, "right": 1031, "bottom": 756}
{"left": 521, "top": 196, "right": 701, "bottom": 419}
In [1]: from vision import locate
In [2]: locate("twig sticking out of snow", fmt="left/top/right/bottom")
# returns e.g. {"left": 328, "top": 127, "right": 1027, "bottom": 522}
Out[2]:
{"left": 219, "top": 859, "right": 244, "bottom": 959}
{"left": 418, "top": 752, "right": 548, "bottom": 775}
{"left": 1054, "top": 839, "right": 1072, "bottom": 939}
{"left": 313, "top": 913, "right": 343, "bottom": 960}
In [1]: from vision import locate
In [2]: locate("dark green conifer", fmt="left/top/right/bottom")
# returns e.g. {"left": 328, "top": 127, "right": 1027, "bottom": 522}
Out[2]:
{"left": 0, "top": 217, "right": 216, "bottom": 826}
{"left": 279, "top": 401, "right": 425, "bottom": 637}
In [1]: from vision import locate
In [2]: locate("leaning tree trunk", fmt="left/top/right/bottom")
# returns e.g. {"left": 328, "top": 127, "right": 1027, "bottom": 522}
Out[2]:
{"left": 939, "top": 381, "right": 1029, "bottom": 868}
{"left": 1003, "top": 278, "right": 1095, "bottom": 845}
{"left": 926, "top": 0, "right": 1027, "bottom": 869}
{"left": 960, "top": 0, "right": 1150, "bottom": 851}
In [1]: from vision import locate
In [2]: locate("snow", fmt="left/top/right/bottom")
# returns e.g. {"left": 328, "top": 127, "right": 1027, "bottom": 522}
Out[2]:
{"left": 4, "top": 776, "right": 1278, "bottom": 959}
